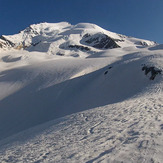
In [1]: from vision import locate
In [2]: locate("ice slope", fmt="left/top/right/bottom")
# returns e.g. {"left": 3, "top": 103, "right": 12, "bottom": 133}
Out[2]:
{"left": 0, "top": 23, "right": 162, "bottom": 162}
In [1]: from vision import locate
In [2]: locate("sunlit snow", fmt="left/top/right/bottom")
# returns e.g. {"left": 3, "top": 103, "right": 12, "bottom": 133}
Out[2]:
{"left": 0, "top": 22, "right": 162, "bottom": 163}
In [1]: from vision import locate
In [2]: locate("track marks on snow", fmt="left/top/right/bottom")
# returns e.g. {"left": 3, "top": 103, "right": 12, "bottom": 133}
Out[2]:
{"left": 0, "top": 92, "right": 163, "bottom": 162}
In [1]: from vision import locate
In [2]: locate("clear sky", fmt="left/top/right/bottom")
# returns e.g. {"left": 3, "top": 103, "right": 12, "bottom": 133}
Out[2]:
{"left": 0, "top": 0, "right": 163, "bottom": 43}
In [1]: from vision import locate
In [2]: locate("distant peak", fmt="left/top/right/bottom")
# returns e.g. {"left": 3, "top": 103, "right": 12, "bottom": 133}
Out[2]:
{"left": 0, "top": 22, "right": 157, "bottom": 52}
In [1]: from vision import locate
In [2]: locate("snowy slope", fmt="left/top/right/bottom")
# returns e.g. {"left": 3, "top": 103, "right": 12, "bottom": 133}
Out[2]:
{"left": 0, "top": 22, "right": 162, "bottom": 163}
{"left": 0, "top": 92, "right": 163, "bottom": 163}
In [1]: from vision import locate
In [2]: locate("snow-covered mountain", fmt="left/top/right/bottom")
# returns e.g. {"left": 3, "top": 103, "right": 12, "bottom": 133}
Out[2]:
{"left": 0, "top": 22, "right": 156, "bottom": 55}
{"left": 0, "top": 22, "right": 163, "bottom": 163}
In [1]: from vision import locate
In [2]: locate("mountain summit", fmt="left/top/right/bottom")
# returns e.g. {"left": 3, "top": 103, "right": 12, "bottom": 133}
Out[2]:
{"left": 0, "top": 22, "right": 156, "bottom": 56}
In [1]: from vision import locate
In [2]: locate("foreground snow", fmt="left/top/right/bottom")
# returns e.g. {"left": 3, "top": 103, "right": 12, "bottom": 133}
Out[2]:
{"left": 0, "top": 91, "right": 163, "bottom": 163}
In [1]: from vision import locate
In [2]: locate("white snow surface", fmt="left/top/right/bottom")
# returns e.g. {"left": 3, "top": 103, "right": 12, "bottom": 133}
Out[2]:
{"left": 0, "top": 22, "right": 163, "bottom": 163}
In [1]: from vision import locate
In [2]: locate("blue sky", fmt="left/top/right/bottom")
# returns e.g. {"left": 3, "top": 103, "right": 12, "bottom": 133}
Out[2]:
{"left": 0, "top": 0, "right": 163, "bottom": 43}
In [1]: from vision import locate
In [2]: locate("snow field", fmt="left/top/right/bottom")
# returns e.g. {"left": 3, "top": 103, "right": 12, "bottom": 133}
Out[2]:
{"left": 0, "top": 91, "right": 163, "bottom": 163}
{"left": 0, "top": 22, "right": 162, "bottom": 162}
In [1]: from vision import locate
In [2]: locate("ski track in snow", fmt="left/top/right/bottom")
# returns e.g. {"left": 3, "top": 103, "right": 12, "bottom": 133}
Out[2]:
{"left": 0, "top": 90, "right": 163, "bottom": 163}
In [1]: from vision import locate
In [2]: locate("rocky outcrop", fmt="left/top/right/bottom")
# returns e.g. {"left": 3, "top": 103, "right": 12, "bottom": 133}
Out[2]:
{"left": 81, "top": 33, "right": 120, "bottom": 49}
{"left": 0, "top": 36, "right": 15, "bottom": 49}
{"left": 23, "top": 26, "right": 39, "bottom": 35}
{"left": 142, "top": 65, "right": 162, "bottom": 80}
{"left": 60, "top": 43, "right": 91, "bottom": 52}
{"left": 0, "top": 41, "right": 5, "bottom": 48}
{"left": 68, "top": 45, "right": 90, "bottom": 52}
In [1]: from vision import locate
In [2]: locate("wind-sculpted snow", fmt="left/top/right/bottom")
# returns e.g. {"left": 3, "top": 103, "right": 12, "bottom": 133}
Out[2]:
{"left": 0, "top": 92, "right": 163, "bottom": 163}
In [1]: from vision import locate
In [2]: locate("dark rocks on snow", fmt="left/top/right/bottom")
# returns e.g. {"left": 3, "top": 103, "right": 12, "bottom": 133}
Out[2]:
{"left": 60, "top": 43, "right": 90, "bottom": 52}
{"left": 68, "top": 45, "right": 90, "bottom": 52}
{"left": 142, "top": 65, "right": 162, "bottom": 80}
{"left": 104, "top": 71, "right": 108, "bottom": 75}
{"left": 0, "top": 35, "right": 15, "bottom": 47}
{"left": 31, "top": 41, "right": 41, "bottom": 47}
{"left": 104, "top": 67, "right": 112, "bottom": 75}
{"left": 56, "top": 52, "right": 65, "bottom": 56}
{"left": 81, "top": 33, "right": 120, "bottom": 49}
{"left": 23, "top": 26, "right": 39, "bottom": 35}
{"left": 0, "top": 42, "right": 2, "bottom": 48}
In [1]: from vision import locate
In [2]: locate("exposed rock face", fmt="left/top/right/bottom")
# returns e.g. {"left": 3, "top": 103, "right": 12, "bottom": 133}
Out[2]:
{"left": 0, "top": 41, "right": 4, "bottom": 48}
{"left": 68, "top": 45, "right": 90, "bottom": 52}
{"left": 142, "top": 65, "right": 162, "bottom": 80}
{"left": 81, "top": 33, "right": 120, "bottom": 49}
{"left": 56, "top": 52, "right": 65, "bottom": 56}
{"left": 0, "top": 25, "right": 41, "bottom": 51}
{"left": 59, "top": 42, "right": 91, "bottom": 52}
{"left": 0, "top": 36, "right": 15, "bottom": 49}
{"left": 23, "top": 26, "right": 39, "bottom": 35}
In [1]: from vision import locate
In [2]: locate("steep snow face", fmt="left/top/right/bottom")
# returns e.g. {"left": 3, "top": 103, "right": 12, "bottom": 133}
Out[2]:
{"left": 0, "top": 22, "right": 157, "bottom": 57}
